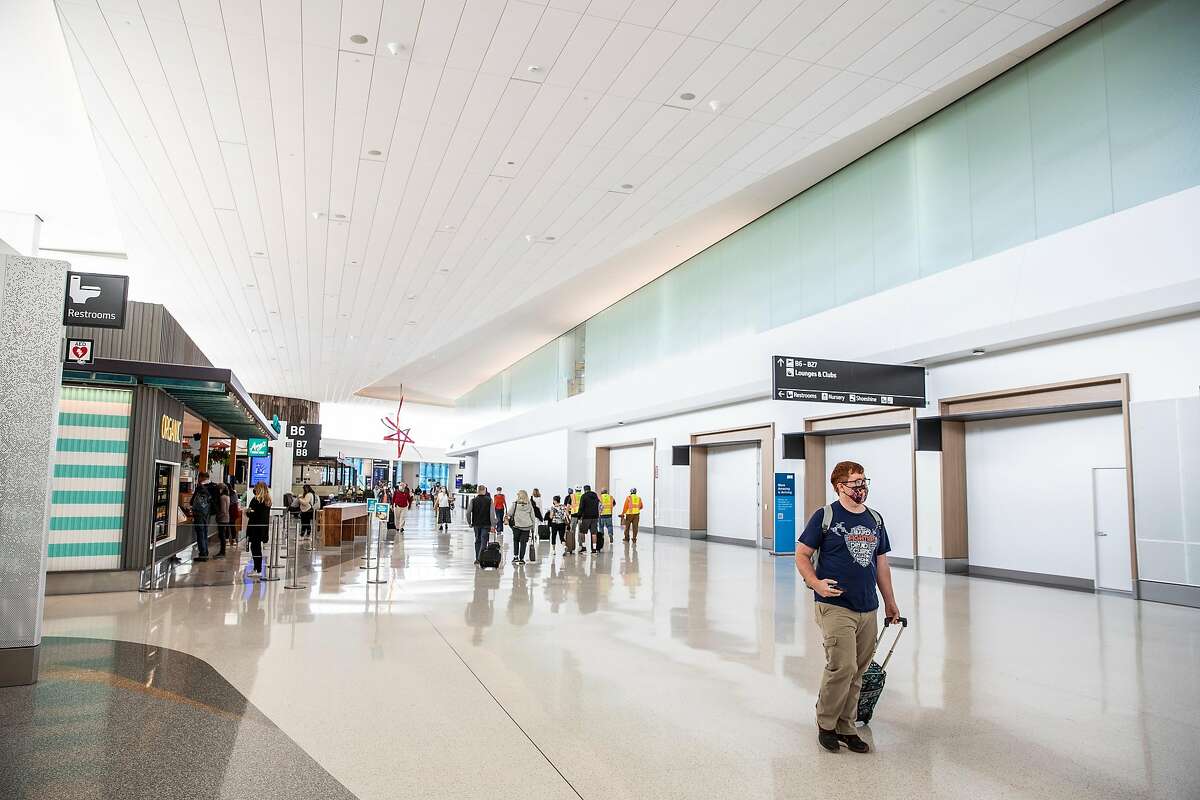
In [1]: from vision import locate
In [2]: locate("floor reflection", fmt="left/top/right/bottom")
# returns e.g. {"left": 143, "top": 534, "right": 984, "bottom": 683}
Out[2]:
{"left": 30, "top": 505, "right": 1200, "bottom": 800}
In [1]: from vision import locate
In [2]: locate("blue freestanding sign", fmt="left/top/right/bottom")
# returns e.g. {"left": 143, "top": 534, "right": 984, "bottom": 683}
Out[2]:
{"left": 773, "top": 472, "right": 796, "bottom": 555}
{"left": 249, "top": 455, "right": 271, "bottom": 486}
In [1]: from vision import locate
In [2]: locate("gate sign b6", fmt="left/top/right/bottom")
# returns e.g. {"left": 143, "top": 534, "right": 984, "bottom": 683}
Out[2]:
{"left": 287, "top": 422, "right": 322, "bottom": 460}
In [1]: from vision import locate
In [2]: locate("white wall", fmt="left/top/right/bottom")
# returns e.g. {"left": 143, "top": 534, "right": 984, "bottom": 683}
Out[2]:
{"left": 825, "top": 430, "right": 914, "bottom": 560}
{"left": 607, "top": 444, "right": 655, "bottom": 528}
{"left": 706, "top": 443, "right": 760, "bottom": 543}
{"left": 476, "top": 429, "right": 568, "bottom": 502}
{"left": 965, "top": 409, "right": 1125, "bottom": 580}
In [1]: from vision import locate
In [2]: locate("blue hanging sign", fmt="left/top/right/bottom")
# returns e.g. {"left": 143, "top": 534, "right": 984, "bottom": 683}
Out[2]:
{"left": 773, "top": 472, "right": 796, "bottom": 555}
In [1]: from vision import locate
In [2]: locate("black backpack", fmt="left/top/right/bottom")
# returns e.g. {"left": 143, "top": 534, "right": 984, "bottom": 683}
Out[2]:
{"left": 190, "top": 484, "right": 211, "bottom": 516}
{"left": 479, "top": 541, "right": 502, "bottom": 569}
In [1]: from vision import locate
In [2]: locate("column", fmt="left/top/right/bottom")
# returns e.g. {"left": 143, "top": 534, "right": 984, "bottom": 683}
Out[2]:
{"left": 0, "top": 254, "right": 68, "bottom": 686}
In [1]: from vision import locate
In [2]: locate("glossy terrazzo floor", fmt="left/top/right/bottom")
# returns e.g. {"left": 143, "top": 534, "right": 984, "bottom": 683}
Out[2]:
{"left": 20, "top": 505, "right": 1200, "bottom": 800}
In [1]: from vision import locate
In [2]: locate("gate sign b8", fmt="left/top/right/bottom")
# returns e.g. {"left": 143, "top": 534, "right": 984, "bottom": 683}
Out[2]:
{"left": 287, "top": 422, "right": 322, "bottom": 460}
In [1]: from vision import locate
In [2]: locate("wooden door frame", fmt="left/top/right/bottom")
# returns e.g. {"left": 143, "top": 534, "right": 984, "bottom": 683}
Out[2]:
{"left": 688, "top": 424, "right": 775, "bottom": 548}
{"left": 938, "top": 374, "right": 1137, "bottom": 595}
{"left": 594, "top": 438, "right": 656, "bottom": 529}
{"left": 799, "top": 407, "right": 918, "bottom": 566}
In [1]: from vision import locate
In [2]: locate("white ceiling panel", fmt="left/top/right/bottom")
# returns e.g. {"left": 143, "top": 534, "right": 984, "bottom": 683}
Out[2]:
{"left": 54, "top": 0, "right": 1110, "bottom": 400}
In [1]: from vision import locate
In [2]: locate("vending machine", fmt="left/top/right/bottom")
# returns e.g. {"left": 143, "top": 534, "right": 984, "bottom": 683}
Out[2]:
{"left": 153, "top": 460, "right": 180, "bottom": 546}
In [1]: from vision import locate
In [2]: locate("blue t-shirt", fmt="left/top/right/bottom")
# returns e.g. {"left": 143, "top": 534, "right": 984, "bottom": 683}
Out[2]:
{"left": 798, "top": 503, "right": 891, "bottom": 613}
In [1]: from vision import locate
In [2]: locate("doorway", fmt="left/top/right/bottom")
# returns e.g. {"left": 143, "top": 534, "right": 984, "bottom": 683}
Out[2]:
{"left": 705, "top": 443, "right": 761, "bottom": 546}
{"left": 608, "top": 444, "right": 655, "bottom": 531}
{"left": 1093, "top": 467, "right": 1133, "bottom": 592}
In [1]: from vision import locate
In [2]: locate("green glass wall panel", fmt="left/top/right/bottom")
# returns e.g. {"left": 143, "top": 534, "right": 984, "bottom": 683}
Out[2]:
{"left": 965, "top": 75, "right": 1036, "bottom": 259}
{"left": 914, "top": 102, "right": 973, "bottom": 276}
{"left": 457, "top": 0, "right": 1200, "bottom": 420}
{"left": 871, "top": 134, "right": 920, "bottom": 291}
{"left": 794, "top": 181, "right": 836, "bottom": 316}
{"left": 1103, "top": 0, "right": 1200, "bottom": 211}
{"left": 1028, "top": 23, "right": 1114, "bottom": 237}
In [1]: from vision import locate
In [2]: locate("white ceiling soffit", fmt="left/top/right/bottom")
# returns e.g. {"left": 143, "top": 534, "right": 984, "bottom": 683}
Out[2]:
{"left": 55, "top": 0, "right": 1116, "bottom": 404}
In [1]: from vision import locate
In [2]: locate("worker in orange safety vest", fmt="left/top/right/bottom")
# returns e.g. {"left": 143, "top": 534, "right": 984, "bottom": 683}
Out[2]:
{"left": 622, "top": 489, "right": 644, "bottom": 544}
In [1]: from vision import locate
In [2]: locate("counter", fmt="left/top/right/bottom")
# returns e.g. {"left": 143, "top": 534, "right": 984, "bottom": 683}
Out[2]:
{"left": 319, "top": 502, "right": 368, "bottom": 546}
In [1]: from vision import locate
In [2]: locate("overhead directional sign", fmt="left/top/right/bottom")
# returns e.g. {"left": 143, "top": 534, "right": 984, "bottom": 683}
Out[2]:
{"left": 772, "top": 356, "right": 925, "bottom": 408}
{"left": 287, "top": 422, "right": 322, "bottom": 460}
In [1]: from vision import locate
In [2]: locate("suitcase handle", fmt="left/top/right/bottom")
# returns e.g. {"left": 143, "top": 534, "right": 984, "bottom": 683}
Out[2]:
{"left": 874, "top": 616, "right": 908, "bottom": 670}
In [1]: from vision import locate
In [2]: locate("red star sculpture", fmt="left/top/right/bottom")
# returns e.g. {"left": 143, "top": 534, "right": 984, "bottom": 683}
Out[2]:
{"left": 382, "top": 397, "right": 416, "bottom": 459}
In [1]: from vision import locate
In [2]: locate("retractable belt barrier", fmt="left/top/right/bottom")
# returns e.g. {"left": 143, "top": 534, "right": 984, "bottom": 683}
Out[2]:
{"left": 367, "top": 517, "right": 387, "bottom": 585}
{"left": 260, "top": 514, "right": 283, "bottom": 582}
{"left": 285, "top": 512, "right": 307, "bottom": 590}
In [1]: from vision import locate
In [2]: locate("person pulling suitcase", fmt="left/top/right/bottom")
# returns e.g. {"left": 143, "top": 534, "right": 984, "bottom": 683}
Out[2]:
{"left": 795, "top": 461, "right": 901, "bottom": 754}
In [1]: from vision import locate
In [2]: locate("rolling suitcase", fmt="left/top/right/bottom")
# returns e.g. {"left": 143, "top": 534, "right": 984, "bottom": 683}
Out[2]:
{"left": 537, "top": 523, "right": 551, "bottom": 541}
{"left": 479, "top": 541, "right": 503, "bottom": 569}
{"left": 856, "top": 617, "right": 907, "bottom": 725}
{"left": 564, "top": 525, "right": 576, "bottom": 553}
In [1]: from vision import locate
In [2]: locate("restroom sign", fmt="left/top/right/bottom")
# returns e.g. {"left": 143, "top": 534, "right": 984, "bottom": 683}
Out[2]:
{"left": 65, "top": 338, "right": 94, "bottom": 365}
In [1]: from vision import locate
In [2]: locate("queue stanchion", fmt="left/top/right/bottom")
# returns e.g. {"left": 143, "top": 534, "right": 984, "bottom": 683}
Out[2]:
{"left": 279, "top": 513, "right": 290, "bottom": 560}
{"left": 305, "top": 508, "right": 318, "bottom": 552}
{"left": 367, "top": 515, "right": 387, "bottom": 585}
{"left": 261, "top": 513, "right": 282, "bottom": 582}
{"left": 285, "top": 509, "right": 307, "bottom": 590}
{"left": 360, "top": 518, "right": 378, "bottom": 570}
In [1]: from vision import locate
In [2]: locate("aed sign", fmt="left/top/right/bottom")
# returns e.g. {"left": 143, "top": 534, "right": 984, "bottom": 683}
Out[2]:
{"left": 247, "top": 437, "right": 269, "bottom": 457}
{"left": 160, "top": 415, "right": 182, "bottom": 444}
{"left": 66, "top": 338, "right": 94, "bottom": 365}
{"left": 62, "top": 271, "right": 129, "bottom": 329}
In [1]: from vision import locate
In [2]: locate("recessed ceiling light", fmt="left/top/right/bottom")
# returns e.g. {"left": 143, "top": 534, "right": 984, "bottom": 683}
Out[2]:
{"left": 680, "top": 92, "right": 695, "bottom": 101}
{"left": 253, "top": 250, "right": 264, "bottom": 256}
{"left": 972, "top": 348, "right": 986, "bottom": 356}
{"left": 350, "top": 260, "right": 358, "bottom": 265}
{"left": 437, "top": 268, "right": 450, "bottom": 273}
{"left": 386, "top": 42, "right": 404, "bottom": 56}
{"left": 244, "top": 283, "right": 255, "bottom": 288}
{"left": 268, "top": 310, "right": 278, "bottom": 315}
{"left": 340, "top": 313, "right": 349, "bottom": 318}
{"left": 368, "top": 149, "right": 381, "bottom": 156}
{"left": 621, "top": 183, "right": 634, "bottom": 190}
{"left": 527, "top": 64, "right": 542, "bottom": 72}
{"left": 334, "top": 213, "right": 347, "bottom": 219}
{"left": 350, "top": 34, "right": 368, "bottom": 44}
{"left": 523, "top": 234, "right": 533, "bottom": 242}
{"left": 544, "top": 235, "right": 556, "bottom": 241}
{"left": 406, "top": 294, "right": 417, "bottom": 300}
{"left": 505, "top": 160, "right": 515, "bottom": 165}
{"left": 708, "top": 99, "right": 724, "bottom": 112}
{"left": 311, "top": 211, "right": 325, "bottom": 220}
{"left": 441, "top": 224, "right": 456, "bottom": 231}
{"left": 406, "top": 320, "right": 417, "bottom": 325}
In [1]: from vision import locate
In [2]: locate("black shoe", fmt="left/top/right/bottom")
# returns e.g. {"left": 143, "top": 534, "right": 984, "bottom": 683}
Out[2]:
{"left": 194, "top": 556, "right": 209, "bottom": 562}
{"left": 837, "top": 733, "right": 870, "bottom": 753}
{"left": 818, "top": 728, "right": 840, "bottom": 753}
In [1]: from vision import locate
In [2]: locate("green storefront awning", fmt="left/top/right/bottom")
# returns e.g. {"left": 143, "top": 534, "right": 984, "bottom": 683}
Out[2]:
{"left": 63, "top": 359, "right": 276, "bottom": 440}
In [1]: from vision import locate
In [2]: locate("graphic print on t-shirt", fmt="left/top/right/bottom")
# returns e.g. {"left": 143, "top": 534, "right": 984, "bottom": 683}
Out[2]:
{"left": 829, "top": 522, "right": 878, "bottom": 567}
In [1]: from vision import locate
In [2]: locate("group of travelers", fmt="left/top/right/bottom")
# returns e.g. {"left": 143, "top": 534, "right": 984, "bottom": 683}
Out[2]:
{"left": 466, "top": 484, "right": 644, "bottom": 566}
{"left": 368, "top": 481, "right": 453, "bottom": 533}
{"left": 186, "top": 470, "right": 274, "bottom": 575}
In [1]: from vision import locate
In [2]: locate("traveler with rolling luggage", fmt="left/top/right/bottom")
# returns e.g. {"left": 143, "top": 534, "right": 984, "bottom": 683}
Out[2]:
{"left": 469, "top": 485, "right": 494, "bottom": 566}
{"left": 795, "top": 461, "right": 901, "bottom": 754}
{"left": 577, "top": 485, "right": 601, "bottom": 553}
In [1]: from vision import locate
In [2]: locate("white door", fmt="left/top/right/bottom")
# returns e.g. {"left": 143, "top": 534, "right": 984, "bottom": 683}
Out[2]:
{"left": 1093, "top": 468, "right": 1132, "bottom": 592}
{"left": 706, "top": 443, "right": 761, "bottom": 545}
{"left": 609, "top": 445, "right": 654, "bottom": 530}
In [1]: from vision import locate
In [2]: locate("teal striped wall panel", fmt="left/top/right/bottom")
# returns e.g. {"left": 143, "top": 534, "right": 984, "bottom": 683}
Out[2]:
{"left": 49, "top": 386, "right": 132, "bottom": 571}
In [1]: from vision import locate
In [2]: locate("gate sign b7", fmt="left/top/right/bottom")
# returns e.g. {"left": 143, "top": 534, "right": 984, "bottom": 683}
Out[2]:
{"left": 772, "top": 356, "right": 926, "bottom": 408}
{"left": 287, "top": 422, "right": 322, "bottom": 460}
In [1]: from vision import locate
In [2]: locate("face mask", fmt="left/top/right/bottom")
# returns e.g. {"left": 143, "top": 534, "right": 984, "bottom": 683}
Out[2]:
{"left": 845, "top": 486, "right": 868, "bottom": 504}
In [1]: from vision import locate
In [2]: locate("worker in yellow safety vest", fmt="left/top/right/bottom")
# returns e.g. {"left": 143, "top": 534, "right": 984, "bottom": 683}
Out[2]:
{"left": 570, "top": 487, "right": 583, "bottom": 535}
{"left": 622, "top": 489, "right": 644, "bottom": 544}
{"left": 599, "top": 489, "right": 616, "bottom": 544}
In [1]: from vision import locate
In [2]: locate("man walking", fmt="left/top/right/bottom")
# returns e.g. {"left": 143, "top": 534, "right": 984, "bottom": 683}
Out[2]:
{"left": 621, "top": 488, "right": 643, "bottom": 543}
{"left": 795, "top": 461, "right": 901, "bottom": 754}
{"left": 189, "top": 471, "right": 214, "bottom": 562}
{"left": 469, "top": 485, "right": 493, "bottom": 566}
{"left": 578, "top": 485, "right": 601, "bottom": 553}
{"left": 493, "top": 486, "right": 507, "bottom": 536}
{"left": 392, "top": 482, "right": 412, "bottom": 533}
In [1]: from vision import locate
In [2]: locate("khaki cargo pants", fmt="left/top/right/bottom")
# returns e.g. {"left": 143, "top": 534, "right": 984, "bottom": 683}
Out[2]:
{"left": 814, "top": 603, "right": 878, "bottom": 734}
